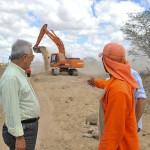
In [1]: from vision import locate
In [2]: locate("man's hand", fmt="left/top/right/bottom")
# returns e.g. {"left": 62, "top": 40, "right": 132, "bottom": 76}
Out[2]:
{"left": 16, "top": 136, "right": 26, "bottom": 150}
{"left": 87, "top": 77, "right": 95, "bottom": 87}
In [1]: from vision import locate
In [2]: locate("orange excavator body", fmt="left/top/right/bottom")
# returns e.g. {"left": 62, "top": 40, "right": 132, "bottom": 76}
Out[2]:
{"left": 33, "top": 24, "right": 84, "bottom": 75}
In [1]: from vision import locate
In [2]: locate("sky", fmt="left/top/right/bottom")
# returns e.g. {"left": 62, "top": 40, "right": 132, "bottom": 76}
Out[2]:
{"left": 0, "top": 0, "right": 150, "bottom": 63}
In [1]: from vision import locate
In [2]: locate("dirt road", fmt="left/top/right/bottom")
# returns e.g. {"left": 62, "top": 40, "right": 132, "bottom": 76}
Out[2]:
{"left": 0, "top": 68, "right": 150, "bottom": 150}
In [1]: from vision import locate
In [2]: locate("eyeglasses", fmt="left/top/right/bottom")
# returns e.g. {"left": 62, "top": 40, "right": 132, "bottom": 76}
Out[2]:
{"left": 28, "top": 55, "right": 35, "bottom": 58}
{"left": 23, "top": 54, "right": 35, "bottom": 59}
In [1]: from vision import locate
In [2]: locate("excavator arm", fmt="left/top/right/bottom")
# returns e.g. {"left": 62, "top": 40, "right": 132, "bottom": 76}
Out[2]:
{"left": 33, "top": 24, "right": 65, "bottom": 56}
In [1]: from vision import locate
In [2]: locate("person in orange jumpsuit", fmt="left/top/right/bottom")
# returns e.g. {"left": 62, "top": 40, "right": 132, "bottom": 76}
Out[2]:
{"left": 87, "top": 43, "right": 139, "bottom": 150}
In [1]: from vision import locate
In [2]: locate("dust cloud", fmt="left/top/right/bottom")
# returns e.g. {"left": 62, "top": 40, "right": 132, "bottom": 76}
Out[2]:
{"left": 31, "top": 50, "right": 150, "bottom": 77}
{"left": 128, "top": 56, "right": 150, "bottom": 74}
{"left": 31, "top": 61, "right": 45, "bottom": 74}
{"left": 31, "top": 46, "right": 52, "bottom": 74}
{"left": 81, "top": 56, "right": 150, "bottom": 77}
{"left": 79, "top": 57, "right": 109, "bottom": 78}
{"left": 38, "top": 46, "right": 49, "bottom": 71}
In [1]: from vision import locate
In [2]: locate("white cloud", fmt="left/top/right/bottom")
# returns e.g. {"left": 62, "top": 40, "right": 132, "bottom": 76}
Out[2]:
{"left": 140, "top": 0, "right": 150, "bottom": 7}
{"left": 95, "top": 0, "right": 144, "bottom": 26}
{"left": 0, "top": 0, "right": 147, "bottom": 63}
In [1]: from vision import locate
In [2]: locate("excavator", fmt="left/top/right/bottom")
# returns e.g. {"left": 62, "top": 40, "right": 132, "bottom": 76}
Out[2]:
{"left": 33, "top": 24, "right": 84, "bottom": 76}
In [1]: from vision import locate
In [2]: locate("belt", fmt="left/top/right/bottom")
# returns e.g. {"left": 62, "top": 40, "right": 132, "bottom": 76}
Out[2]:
{"left": 21, "top": 117, "right": 40, "bottom": 124}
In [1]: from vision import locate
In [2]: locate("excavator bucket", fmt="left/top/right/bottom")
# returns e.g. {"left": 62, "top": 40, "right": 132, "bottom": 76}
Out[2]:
{"left": 33, "top": 46, "right": 43, "bottom": 53}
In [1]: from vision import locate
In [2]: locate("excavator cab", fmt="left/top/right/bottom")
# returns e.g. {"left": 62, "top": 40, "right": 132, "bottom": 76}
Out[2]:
{"left": 50, "top": 53, "right": 65, "bottom": 66}
{"left": 50, "top": 54, "right": 59, "bottom": 66}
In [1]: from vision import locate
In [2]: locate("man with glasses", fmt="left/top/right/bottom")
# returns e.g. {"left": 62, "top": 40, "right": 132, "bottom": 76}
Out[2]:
{"left": 0, "top": 39, "right": 40, "bottom": 150}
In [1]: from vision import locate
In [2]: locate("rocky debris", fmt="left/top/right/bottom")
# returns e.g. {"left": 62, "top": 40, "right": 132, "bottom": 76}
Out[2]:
{"left": 92, "top": 130, "right": 99, "bottom": 140}
{"left": 88, "top": 126, "right": 99, "bottom": 139}
{"left": 82, "top": 125, "right": 99, "bottom": 140}
{"left": 82, "top": 133, "right": 93, "bottom": 138}
{"left": 87, "top": 126, "right": 98, "bottom": 134}
{"left": 83, "top": 114, "right": 99, "bottom": 140}
{"left": 86, "top": 113, "right": 98, "bottom": 125}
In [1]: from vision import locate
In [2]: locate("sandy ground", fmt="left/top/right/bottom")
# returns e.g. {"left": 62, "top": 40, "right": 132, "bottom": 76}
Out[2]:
{"left": 0, "top": 64, "right": 150, "bottom": 150}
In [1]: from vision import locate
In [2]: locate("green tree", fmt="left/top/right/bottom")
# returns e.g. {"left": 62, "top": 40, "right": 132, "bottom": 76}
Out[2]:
{"left": 121, "top": 9, "right": 150, "bottom": 58}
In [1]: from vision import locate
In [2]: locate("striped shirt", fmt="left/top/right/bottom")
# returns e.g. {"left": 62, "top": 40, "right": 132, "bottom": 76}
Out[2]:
{"left": 0, "top": 62, "right": 40, "bottom": 137}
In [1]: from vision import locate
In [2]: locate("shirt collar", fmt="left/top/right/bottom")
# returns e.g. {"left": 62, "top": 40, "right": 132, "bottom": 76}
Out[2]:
{"left": 9, "top": 62, "right": 27, "bottom": 77}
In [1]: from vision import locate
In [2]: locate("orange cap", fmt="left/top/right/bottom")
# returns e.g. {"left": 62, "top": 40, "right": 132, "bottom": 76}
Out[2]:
{"left": 99, "top": 43, "right": 126, "bottom": 63}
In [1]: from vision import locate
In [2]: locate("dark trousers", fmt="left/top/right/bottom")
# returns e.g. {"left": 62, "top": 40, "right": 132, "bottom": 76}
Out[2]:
{"left": 138, "top": 127, "right": 141, "bottom": 132}
{"left": 2, "top": 121, "right": 39, "bottom": 150}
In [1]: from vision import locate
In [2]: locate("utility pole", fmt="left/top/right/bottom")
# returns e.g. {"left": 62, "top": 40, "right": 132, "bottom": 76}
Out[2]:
{"left": 3, "top": 57, "right": 4, "bottom": 64}
{"left": 8, "top": 57, "right": 9, "bottom": 64}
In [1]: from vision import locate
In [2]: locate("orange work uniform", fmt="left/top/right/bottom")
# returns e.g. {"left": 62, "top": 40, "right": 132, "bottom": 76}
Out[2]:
{"left": 94, "top": 77, "right": 139, "bottom": 150}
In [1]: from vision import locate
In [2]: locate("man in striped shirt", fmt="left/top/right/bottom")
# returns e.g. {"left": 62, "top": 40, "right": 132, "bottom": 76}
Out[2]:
{"left": 0, "top": 39, "right": 40, "bottom": 150}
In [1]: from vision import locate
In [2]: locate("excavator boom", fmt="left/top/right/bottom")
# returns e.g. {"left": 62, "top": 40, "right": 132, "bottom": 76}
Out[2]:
{"left": 33, "top": 24, "right": 84, "bottom": 76}
{"left": 33, "top": 24, "right": 65, "bottom": 55}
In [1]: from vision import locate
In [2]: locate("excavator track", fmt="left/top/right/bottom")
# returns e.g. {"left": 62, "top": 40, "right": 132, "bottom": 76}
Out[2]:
{"left": 68, "top": 69, "right": 78, "bottom": 76}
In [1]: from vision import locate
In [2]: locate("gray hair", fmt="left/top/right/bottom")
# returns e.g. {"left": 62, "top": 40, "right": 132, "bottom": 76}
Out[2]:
{"left": 10, "top": 39, "right": 32, "bottom": 60}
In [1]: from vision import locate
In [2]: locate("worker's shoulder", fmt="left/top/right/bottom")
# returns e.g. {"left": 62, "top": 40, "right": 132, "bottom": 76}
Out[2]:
{"left": 110, "top": 79, "right": 131, "bottom": 92}
{"left": 131, "top": 69, "right": 141, "bottom": 80}
{"left": 0, "top": 66, "right": 18, "bottom": 83}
